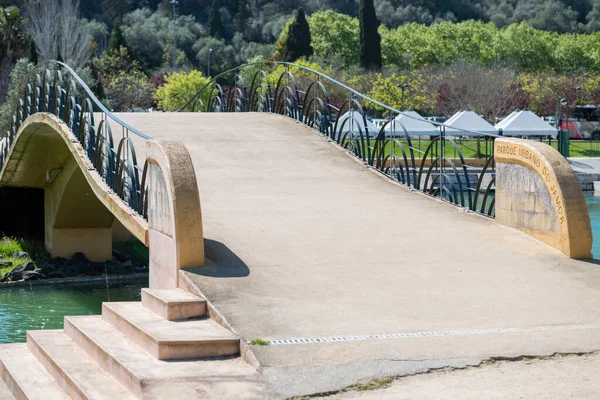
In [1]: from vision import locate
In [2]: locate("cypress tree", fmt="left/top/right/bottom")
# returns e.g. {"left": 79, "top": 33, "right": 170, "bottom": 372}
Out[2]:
{"left": 107, "top": 20, "right": 127, "bottom": 55}
{"left": 90, "top": 61, "right": 105, "bottom": 100}
{"left": 283, "top": 8, "right": 313, "bottom": 62}
{"left": 208, "top": 0, "right": 225, "bottom": 40}
{"left": 359, "top": 0, "right": 382, "bottom": 70}
{"left": 29, "top": 39, "right": 38, "bottom": 64}
{"left": 234, "top": 0, "right": 249, "bottom": 35}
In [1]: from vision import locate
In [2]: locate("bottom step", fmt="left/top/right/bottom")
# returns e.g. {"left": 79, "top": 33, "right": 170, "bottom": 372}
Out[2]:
{"left": 0, "top": 343, "right": 68, "bottom": 400}
{"left": 0, "top": 376, "right": 14, "bottom": 400}
{"left": 27, "top": 330, "right": 135, "bottom": 400}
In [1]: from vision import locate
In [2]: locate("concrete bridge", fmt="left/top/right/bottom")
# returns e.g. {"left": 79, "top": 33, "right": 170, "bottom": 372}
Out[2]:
{"left": 0, "top": 62, "right": 599, "bottom": 399}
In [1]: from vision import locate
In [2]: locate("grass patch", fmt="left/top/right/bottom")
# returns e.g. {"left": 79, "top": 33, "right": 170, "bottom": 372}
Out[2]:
{"left": 349, "top": 377, "right": 395, "bottom": 391}
{"left": 249, "top": 338, "right": 270, "bottom": 346}
{"left": 0, "top": 236, "right": 49, "bottom": 275}
{"left": 113, "top": 239, "right": 149, "bottom": 265}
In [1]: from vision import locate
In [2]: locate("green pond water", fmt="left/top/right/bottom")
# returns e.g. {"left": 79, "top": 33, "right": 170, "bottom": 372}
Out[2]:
{"left": 0, "top": 278, "right": 147, "bottom": 343}
{"left": 586, "top": 194, "right": 600, "bottom": 259}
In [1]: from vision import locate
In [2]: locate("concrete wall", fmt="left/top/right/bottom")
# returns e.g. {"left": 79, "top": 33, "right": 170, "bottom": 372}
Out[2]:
{"left": 495, "top": 138, "right": 593, "bottom": 259}
{"left": 496, "top": 163, "right": 559, "bottom": 236}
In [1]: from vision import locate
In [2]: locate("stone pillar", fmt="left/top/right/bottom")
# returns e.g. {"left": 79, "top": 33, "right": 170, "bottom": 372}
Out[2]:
{"left": 145, "top": 140, "right": 204, "bottom": 289}
{"left": 495, "top": 138, "right": 592, "bottom": 259}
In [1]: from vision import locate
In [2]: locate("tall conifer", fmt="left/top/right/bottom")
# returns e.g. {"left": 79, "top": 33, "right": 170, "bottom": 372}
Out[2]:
{"left": 284, "top": 8, "right": 313, "bottom": 62}
{"left": 359, "top": 0, "right": 382, "bottom": 69}
{"left": 208, "top": 0, "right": 225, "bottom": 39}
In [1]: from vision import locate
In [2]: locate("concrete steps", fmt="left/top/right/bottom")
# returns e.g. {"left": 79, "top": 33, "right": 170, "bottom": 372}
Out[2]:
{"left": 102, "top": 302, "right": 239, "bottom": 360}
{"left": 0, "top": 343, "right": 68, "bottom": 400}
{"left": 26, "top": 330, "right": 135, "bottom": 400}
{"left": 0, "top": 375, "right": 14, "bottom": 400}
{"left": 65, "top": 316, "right": 263, "bottom": 399}
{"left": 0, "top": 289, "right": 261, "bottom": 399}
{"left": 141, "top": 288, "right": 206, "bottom": 321}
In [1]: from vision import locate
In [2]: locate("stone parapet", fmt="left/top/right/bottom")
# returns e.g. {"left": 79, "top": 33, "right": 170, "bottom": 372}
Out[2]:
{"left": 495, "top": 138, "right": 592, "bottom": 259}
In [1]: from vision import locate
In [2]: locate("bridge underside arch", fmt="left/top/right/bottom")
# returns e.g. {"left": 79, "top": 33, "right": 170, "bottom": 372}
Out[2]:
{"left": 1, "top": 113, "right": 148, "bottom": 261}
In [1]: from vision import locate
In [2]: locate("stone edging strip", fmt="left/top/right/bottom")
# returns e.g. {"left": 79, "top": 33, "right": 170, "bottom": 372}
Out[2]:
{"left": 0, "top": 273, "right": 149, "bottom": 288}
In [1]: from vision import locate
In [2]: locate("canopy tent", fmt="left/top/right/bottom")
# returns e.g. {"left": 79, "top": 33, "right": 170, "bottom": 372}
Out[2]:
{"left": 384, "top": 110, "right": 439, "bottom": 136}
{"left": 444, "top": 110, "right": 497, "bottom": 136}
{"left": 334, "top": 111, "right": 379, "bottom": 137}
{"left": 495, "top": 110, "right": 557, "bottom": 137}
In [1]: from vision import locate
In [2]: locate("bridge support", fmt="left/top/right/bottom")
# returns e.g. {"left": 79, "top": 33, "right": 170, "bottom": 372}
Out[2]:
{"left": 44, "top": 156, "right": 115, "bottom": 261}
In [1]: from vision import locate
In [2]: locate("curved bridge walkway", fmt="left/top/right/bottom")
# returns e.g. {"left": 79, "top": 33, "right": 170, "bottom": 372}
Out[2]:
{"left": 116, "top": 112, "right": 600, "bottom": 398}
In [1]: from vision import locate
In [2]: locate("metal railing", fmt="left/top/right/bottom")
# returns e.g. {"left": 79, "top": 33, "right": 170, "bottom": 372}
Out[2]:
{"left": 182, "top": 61, "right": 498, "bottom": 217}
{"left": 3, "top": 61, "right": 151, "bottom": 220}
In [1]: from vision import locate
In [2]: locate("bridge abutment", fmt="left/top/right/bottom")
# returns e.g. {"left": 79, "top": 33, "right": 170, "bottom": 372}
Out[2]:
{"left": 44, "top": 157, "right": 115, "bottom": 261}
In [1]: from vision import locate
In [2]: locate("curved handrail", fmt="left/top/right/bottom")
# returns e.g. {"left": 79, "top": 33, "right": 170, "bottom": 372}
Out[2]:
{"left": 53, "top": 61, "right": 152, "bottom": 140}
{"left": 182, "top": 61, "right": 497, "bottom": 218}
{"left": 180, "top": 61, "right": 501, "bottom": 139}
{"left": 3, "top": 60, "right": 153, "bottom": 220}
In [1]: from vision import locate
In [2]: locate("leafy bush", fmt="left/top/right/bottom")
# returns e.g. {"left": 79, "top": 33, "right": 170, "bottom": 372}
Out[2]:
{"left": 106, "top": 70, "right": 155, "bottom": 111}
{"left": 155, "top": 70, "right": 211, "bottom": 111}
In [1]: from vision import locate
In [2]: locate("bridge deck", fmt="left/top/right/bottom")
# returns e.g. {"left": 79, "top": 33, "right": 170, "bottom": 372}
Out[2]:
{"left": 115, "top": 113, "right": 600, "bottom": 398}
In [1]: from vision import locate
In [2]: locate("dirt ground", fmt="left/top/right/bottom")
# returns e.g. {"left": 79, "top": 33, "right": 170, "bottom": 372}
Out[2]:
{"left": 329, "top": 352, "right": 600, "bottom": 399}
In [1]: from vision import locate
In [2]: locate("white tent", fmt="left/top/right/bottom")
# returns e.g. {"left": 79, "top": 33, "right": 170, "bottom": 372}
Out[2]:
{"left": 495, "top": 110, "right": 557, "bottom": 137}
{"left": 335, "top": 111, "right": 379, "bottom": 137}
{"left": 384, "top": 110, "right": 439, "bottom": 136}
{"left": 444, "top": 110, "right": 497, "bottom": 136}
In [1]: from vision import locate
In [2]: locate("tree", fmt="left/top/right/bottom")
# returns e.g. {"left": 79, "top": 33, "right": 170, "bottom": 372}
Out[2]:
{"left": 430, "top": 62, "right": 528, "bottom": 122}
{"left": 308, "top": 11, "right": 360, "bottom": 67}
{"left": 59, "top": 0, "right": 91, "bottom": 68}
{"left": 107, "top": 20, "right": 127, "bottom": 56}
{"left": 208, "top": 0, "right": 225, "bottom": 40}
{"left": 359, "top": 0, "right": 382, "bottom": 69}
{"left": 154, "top": 70, "right": 211, "bottom": 111}
{"left": 25, "top": 0, "right": 90, "bottom": 67}
{"left": 106, "top": 70, "right": 154, "bottom": 111}
{"left": 193, "top": 36, "right": 236, "bottom": 76}
{"left": 0, "top": 59, "right": 35, "bottom": 137}
{"left": 24, "top": 0, "right": 58, "bottom": 62}
{"left": 0, "top": 6, "right": 29, "bottom": 101}
{"left": 90, "top": 60, "right": 105, "bottom": 100}
{"left": 234, "top": 0, "right": 249, "bottom": 36}
{"left": 122, "top": 9, "right": 204, "bottom": 71}
{"left": 282, "top": 8, "right": 313, "bottom": 62}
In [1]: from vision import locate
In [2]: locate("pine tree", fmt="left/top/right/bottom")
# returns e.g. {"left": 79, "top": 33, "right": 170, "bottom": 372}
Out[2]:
{"left": 359, "top": 0, "right": 382, "bottom": 70}
{"left": 107, "top": 20, "right": 127, "bottom": 55}
{"left": 208, "top": 0, "right": 225, "bottom": 40}
{"left": 283, "top": 8, "right": 313, "bottom": 62}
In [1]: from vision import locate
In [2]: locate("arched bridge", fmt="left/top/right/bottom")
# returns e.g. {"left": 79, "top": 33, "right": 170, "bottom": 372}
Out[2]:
{"left": 3, "top": 61, "right": 600, "bottom": 397}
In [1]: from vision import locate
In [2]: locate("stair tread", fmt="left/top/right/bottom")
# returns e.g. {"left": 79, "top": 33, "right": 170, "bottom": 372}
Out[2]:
{"left": 27, "top": 330, "right": 135, "bottom": 400}
{"left": 142, "top": 288, "right": 204, "bottom": 304}
{"left": 103, "top": 302, "right": 237, "bottom": 343}
{"left": 0, "top": 343, "right": 68, "bottom": 400}
{"left": 0, "top": 375, "right": 14, "bottom": 400}
{"left": 67, "top": 315, "right": 259, "bottom": 380}
{"left": 65, "top": 316, "right": 265, "bottom": 399}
